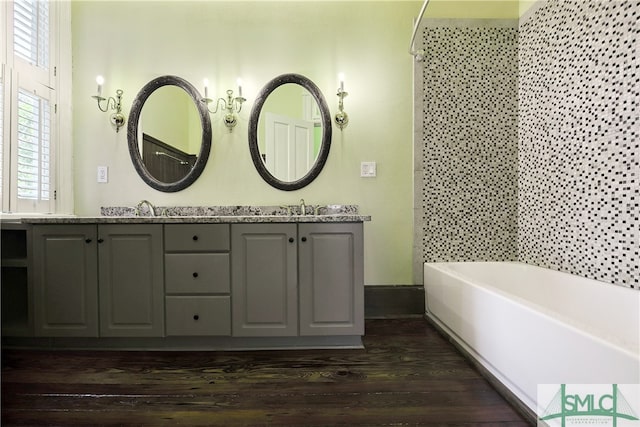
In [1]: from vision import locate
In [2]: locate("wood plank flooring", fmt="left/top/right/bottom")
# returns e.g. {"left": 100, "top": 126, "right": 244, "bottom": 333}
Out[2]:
{"left": 2, "top": 319, "right": 531, "bottom": 426}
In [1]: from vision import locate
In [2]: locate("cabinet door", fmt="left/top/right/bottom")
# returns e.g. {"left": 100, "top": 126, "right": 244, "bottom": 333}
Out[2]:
{"left": 231, "top": 224, "right": 297, "bottom": 337}
{"left": 298, "top": 223, "right": 364, "bottom": 336}
{"left": 33, "top": 225, "right": 99, "bottom": 337}
{"left": 98, "top": 224, "right": 164, "bottom": 337}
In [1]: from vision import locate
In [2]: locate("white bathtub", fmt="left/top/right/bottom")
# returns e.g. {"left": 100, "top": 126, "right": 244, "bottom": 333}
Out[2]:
{"left": 423, "top": 261, "right": 640, "bottom": 414}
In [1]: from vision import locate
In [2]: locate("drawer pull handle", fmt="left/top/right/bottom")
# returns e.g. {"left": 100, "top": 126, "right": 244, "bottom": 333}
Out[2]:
{"left": 192, "top": 272, "right": 199, "bottom": 278}
{"left": 97, "top": 238, "right": 104, "bottom": 244}
{"left": 193, "top": 314, "right": 199, "bottom": 321}
{"left": 289, "top": 237, "right": 294, "bottom": 243}
{"left": 192, "top": 235, "right": 199, "bottom": 241}
{"left": 301, "top": 237, "right": 307, "bottom": 242}
{"left": 85, "top": 238, "right": 92, "bottom": 243}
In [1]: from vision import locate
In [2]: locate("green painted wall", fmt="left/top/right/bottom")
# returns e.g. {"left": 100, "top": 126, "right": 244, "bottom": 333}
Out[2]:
{"left": 70, "top": 0, "right": 527, "bottom": 287}
{"left": 424, "top": 0, "right": 520, "bottom": 18}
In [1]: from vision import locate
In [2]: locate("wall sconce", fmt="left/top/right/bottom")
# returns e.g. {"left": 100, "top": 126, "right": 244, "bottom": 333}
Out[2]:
{"left": 335, "top": 73, "right": 349, "bottom": 131}
{"left": 202, "top": 78, "right": 246, "bottom": 131}
{"left": 91, "top": 75, "right": 125, "bottom": 132}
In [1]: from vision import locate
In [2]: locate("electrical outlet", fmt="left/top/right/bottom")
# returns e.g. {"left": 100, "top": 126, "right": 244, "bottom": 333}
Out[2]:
{"left": 97, "top": 166, "right": 108, "bottom": 183}
{"left": 360, "top": 162, "right": 377, "bottom": 178}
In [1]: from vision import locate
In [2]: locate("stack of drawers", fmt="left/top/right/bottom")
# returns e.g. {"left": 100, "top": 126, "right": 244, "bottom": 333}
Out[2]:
{"left": 164, "top": 224, "right": 231, "bottom": 336}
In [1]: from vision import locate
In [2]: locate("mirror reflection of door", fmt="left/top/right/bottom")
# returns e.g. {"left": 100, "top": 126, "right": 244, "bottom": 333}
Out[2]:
{"left": 258, "top": 83, "right": 322, "bottom": 182}
{"left": 265, "top": 112, "right": 315, "bottom": 181}
{"left": 138, "top": 85, "right": 201, "bottom": 183}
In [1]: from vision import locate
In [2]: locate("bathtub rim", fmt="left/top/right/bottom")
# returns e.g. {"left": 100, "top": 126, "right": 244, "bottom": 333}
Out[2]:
{"left": 424, "top": 261, "right": 639, "bottom": 357}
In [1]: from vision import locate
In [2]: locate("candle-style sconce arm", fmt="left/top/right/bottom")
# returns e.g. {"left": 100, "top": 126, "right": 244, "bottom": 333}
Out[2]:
{"left": 91, "top": 89, "right": 125, "bottom": 132}
{"left": 202, "top": 89, "right": 246, "bottom": 131}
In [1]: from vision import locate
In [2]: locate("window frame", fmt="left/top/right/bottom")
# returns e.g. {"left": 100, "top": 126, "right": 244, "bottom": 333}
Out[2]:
{"left": 1, "top": 0, "right": 72, "bottom": 215}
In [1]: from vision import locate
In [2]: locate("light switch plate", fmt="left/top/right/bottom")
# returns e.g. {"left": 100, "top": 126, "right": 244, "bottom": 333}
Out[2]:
{"left": 361, "top": 161, "right": 377, "bottom": 178}
{"left": 97, "top": 166, "right": 108, "bottom": 183}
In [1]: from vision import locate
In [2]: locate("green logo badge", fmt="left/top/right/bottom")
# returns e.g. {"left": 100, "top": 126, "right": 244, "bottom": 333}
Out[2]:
{"left": 538, "top": 384, "right": 639, "bottom": 427}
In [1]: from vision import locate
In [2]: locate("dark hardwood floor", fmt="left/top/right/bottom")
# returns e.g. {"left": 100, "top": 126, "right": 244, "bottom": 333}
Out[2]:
{"left": 2, "top": 319, "right": 530, "bottom": 426}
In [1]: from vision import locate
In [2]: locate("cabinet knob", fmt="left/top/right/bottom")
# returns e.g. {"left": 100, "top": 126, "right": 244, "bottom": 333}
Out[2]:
{"left": 301, "top": 237, "right": 307, "bottom": 242}
{"left": 289, "top": 237, "right": 294, "bottom": 243}
{"left": 85, "top": 238, "right": 92, "bottom": 243}
{"left": 192, "top": 235, "right": 199, "bottom": 241}
{"left": 192, "top": 272, "right": 199, "bottom": 278}
{"left": 193, "top": 314, "right": 199, "bottom": 321}
{"left": 97, "top": 238, "right": 104, "bottom": 244}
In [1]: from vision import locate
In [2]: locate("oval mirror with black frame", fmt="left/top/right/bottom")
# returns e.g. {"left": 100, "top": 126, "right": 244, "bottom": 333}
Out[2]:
{"left": 248, "top": 73, "right": 332, "bottom": 191}
{"left": 127, "top": 75, "right": 212, "bottom": 192}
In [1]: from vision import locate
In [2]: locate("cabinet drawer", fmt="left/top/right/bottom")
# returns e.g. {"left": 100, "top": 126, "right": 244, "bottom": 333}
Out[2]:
{"left": 165, "top": 296, "right": 231, "bottom": 336}
{"left": 165, "top": 253, "right": 230, "bottom": 294}
{"left": 164, "top": 224, "right": 230, "bottom": 252}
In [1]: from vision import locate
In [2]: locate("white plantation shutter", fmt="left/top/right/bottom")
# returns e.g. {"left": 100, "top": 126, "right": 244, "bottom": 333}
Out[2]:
{"left": 13, "top": 0, "right": 49, "bottom": 69}
{"left": 17, "top": 88, "right": 50, "bottom": 201}
{"left": 1, "top": 0, "right": 57, "bottom": 212}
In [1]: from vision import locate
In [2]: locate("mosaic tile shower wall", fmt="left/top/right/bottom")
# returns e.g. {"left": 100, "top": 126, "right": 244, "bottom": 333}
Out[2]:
{"left": 418, "top": 23, "right": 519, "bottom": 264}
{"left": 518, "top": 0, "right": 639, "bottom": 288}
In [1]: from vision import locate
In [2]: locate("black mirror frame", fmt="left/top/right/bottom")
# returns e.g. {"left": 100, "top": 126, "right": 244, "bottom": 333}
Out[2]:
{"left": 127, "top": 75, "right": 212, "bottom": 192}
{"left": 248, "top": 73, "right": 332, "bottom": 191}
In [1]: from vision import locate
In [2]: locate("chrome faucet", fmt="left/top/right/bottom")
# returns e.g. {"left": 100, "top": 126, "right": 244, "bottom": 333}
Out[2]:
{"left": 135, "top": 199, "right": 156, "bottom": 217}
{"left": 299, "top": 199, "right": 306, "bottom": 216}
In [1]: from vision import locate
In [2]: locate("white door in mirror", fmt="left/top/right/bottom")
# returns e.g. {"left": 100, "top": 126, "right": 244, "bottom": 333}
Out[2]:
{"left": 360, "top": 162, "right": 376, "bottom": 178}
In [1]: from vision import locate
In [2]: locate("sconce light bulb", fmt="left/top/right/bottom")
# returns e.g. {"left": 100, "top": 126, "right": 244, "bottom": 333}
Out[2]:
{"left": 203, "top": 78, "right": 210, "bottom": 98}
{"left": 237, "top": 78, "right": 243, "bottom": 98}
{"left": 338, "top": 72, "right": 345, "bottom": 91}
{"left": 96, "top": 75, "right": 104, "bottom": 97}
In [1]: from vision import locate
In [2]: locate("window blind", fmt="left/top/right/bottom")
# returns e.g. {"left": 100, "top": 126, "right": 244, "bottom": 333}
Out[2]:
{"left": 13, "top": 0, "right": 49, "bottom": 69}
{"left": 17, "top": 89, "right": 50, "bottom": 201}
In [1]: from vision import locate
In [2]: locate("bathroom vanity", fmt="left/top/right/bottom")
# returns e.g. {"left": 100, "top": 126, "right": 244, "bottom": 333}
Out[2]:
{"left": 1, "top": 206, "right": 369, "bottom": 350}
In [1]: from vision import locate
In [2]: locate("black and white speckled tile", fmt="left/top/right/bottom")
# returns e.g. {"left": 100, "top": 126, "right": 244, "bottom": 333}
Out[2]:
{"left": 415, "top": 0, "right": 638, "bottom": 289}
{"left": 518, "top": 0, "right": 639, "bottom": 288}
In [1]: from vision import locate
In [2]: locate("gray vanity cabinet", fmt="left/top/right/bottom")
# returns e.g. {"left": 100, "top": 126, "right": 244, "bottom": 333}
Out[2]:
{"left": 231, "top": 223, "right": 298, "bottom": 337}
{"left": 298, "top": 223, "right": 364, "bottom": 336}
{"left": 32, "top": 224, "right": 164, "bottom": 338}
{"left": 164, "top": 224, "right": 231, "bottom": 336}
{"left": 231, "top": 222, "right": 364, "bottom": 338}
{"left": 33, "top": 225, "right": 99, "bottom": 337}
{"left": 98, "top": 224, "right": 164, "bottom": 337}
{"left": 26, "top": 219, "right": 365, "bottom": 346}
